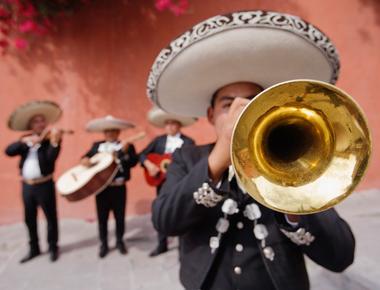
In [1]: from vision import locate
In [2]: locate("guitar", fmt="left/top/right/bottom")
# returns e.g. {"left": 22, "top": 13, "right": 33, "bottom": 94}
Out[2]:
{"left": 143, "top": 153, "right": 172, "bottom": 187}
{"left": 57, "top": 132, "right": 145, "bottom": 202}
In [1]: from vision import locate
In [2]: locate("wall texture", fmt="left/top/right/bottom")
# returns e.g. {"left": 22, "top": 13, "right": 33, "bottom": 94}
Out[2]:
{"left": 0, "top": 0, "right": 379, "bottom": 224}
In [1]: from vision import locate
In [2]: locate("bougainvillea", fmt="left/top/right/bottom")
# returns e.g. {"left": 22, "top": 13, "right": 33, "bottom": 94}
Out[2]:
{"left": 0, "top": 0, "right": 190, "bottom": 54}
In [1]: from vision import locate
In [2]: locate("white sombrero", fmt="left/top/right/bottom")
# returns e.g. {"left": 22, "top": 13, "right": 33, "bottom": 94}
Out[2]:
{"left": 86, "top": 115, "right": 135, "bottom": 132}
{"left": 147, "top": 107, "right": 197, "bottom": 128}
{"left": 8, "top": 100, "right": 62, "bottom": 131}
{"left": 147, "top": 10, "right": 340, "bottom": 117}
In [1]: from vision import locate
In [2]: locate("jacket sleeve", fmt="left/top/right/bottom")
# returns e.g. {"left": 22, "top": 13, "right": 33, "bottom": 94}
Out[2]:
{"left": 276, "top": 210, "right": 355, "bottom": 272}
{"left": 139, "top": 138, "right": 158, "bottom": 165}
{"left": 82, "top": 143, "right": 98, "bottom": 159}
{"left": 45, "top": 142, "right": 61, "bottom": 162}
{"left": 117, "top": 144, "right": 139, "bottom": 171}
{"left": 5, "top": 141, "right": 29, "bottom": 157}
{"left": 152, "top": 148, "right": 221, "bottom": 236}
{"left": 186, "top": 136, "right": 195, "bottom": 146}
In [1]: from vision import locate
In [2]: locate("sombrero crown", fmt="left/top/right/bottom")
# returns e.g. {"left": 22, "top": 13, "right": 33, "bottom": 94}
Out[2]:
{"left": 147, "top": 10, "right": 340, "bottom": 117}
{"left": 147, "top": 106, "right": 197, "bottom": 128}
{"left": 8, "top": 100, "right": 62, "bottom": 131}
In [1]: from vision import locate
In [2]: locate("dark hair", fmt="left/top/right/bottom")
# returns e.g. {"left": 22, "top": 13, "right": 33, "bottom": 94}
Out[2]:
{"left": 210, "top": 89, "right": 220, "bottom": 108}
{"left": 210, "top": 83, "right": 264, "bottom": 108}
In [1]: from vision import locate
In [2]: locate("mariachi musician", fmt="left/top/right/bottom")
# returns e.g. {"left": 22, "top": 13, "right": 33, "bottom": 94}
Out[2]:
{"left": 139, "top": 106, "right": 196, "bottom": 257}
{"left": 81, "top": 115, "right": 139, "bottom": 258}
{"left": 148, "top": 11, "right": 357, "bottom": 290}
{"left": 5, "top": 100, "right": 64, "bottom": 263}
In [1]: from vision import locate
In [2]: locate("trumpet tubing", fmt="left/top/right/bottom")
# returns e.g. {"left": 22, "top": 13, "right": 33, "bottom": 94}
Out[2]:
{"left": 231, "top": 80, "right": 371, "bottom": 214}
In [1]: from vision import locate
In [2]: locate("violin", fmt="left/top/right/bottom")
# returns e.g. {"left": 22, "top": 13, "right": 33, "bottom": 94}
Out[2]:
{"left": 21, "top": 128, "right": 74, "bottom": 145}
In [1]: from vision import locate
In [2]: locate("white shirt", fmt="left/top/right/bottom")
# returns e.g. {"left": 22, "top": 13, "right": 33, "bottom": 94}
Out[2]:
{"left": 97, "top": 141, "right": 125, "bottom": 183}
{"left": 22, "top": 144, "right": 43, "bottom": 179}
{"left": 97, "top": 141, "right": 122, "bottom": 153}
{"left": 164, "top": 133, "right": 184, "bottom": 154}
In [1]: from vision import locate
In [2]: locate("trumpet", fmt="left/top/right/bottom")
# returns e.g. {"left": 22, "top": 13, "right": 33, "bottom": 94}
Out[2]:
{"left": 231, "top": 80, "right": 371, "bottom": 214}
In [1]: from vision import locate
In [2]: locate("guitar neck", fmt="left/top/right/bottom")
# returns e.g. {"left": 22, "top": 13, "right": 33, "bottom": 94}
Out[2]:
{"left": 120, "top": 132, "right": 146, "bottom": 148}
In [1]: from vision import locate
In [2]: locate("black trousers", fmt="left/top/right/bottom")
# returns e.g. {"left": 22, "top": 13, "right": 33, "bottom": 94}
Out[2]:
{"left": 156, "top": 184, "right": 167, "bottom": 249}
{"left": 95, "top": 185, "right": 126, "bottom": 246}
{"left": 22, "top": 180, "right": 58, "bottom": 250}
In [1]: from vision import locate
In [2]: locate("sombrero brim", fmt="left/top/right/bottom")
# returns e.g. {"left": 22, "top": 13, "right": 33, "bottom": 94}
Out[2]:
{"left": 148, "top": 108, "right": 197, "bottom": 128}
{"left": 86, "top": 117, "right": 135, "bottom": 132}
{"left": 147, "top": 11, "right": 340, "bottom": 117}
{"left": 8, "top": 100, "right": 62, "bottom": 131}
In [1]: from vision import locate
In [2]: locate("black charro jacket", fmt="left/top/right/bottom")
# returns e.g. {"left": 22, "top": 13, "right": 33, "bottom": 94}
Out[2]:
{"left": 83, "top": 141, "right": 138, "bottom": 181}
{"left": 152, "top": 144, "right": 355, "bottom": 290}
{"left": 5, "top": 140, "right": 61, "bottom": 176}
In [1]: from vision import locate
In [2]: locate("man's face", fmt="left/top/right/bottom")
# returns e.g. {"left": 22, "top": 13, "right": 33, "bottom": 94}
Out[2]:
{"left": 207, "top": 82, "right": 263, "bottom": 137}
{"left": 104, "top": 129, "right": 120, "bottom": 141}
{"left": 28, "top": 114, "right": 47, "bottom": 134}
{"left": 164, "top": 119, "right": 182, "bottom": 136}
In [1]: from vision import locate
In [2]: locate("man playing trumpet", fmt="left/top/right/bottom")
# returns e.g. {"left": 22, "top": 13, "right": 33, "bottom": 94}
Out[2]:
{"left": 5, "top": 100, "right": 63, "bottom": 263}
{"left": 148, "top": 11, "right": 359, "bottom": 290}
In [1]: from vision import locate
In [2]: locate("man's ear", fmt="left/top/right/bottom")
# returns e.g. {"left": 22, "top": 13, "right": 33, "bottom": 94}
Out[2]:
{"left": 207, "top": 106, "right": 214, "bottom": 125}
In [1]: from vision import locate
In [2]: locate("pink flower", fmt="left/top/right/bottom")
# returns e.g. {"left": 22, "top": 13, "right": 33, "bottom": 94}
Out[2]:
{"left": 155, "top": 0, "right": 172, "bottom": 11}
{"left": 155, "top": 0, "right": 189, "bottom": 15}
{"left": 169, "top": 0, "right": 189, "bottom": 16}
{"left": 14, "top": 38, "right": 28, "bottom": 49}
{"left": 18, "top": 20, "right": 38, "bottom": 33}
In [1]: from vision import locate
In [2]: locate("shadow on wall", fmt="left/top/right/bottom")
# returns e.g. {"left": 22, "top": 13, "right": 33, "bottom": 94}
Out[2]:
{"left": 6, "top": 0, "right": 304, "bottom": 119}
{"left": 360, "top": 0, "right": 380, "bottom": 26}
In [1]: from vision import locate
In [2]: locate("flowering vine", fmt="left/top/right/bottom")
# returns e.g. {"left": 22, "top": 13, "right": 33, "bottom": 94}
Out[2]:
{"left": 0, "top": 0, "right": 190, "bottom": 54}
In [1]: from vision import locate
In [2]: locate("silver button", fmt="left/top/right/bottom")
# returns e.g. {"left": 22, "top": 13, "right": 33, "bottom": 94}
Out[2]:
{"left": 235, "top": 244, "right": 243, "bottom": 252}
{"left": 234, "top": 266, "right": 242, "bottom": 275}
{"left": 237, "top": 222, "right": 244, "bottom": 229}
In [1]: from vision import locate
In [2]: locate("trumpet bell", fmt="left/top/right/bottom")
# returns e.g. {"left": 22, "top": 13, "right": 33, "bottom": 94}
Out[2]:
{"left": 231, "top": 80, "right": 371, "bottom": 214}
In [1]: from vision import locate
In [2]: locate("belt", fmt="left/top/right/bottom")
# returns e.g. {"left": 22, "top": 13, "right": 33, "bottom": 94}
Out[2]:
{"left": 23, "top": 174, "right": 53, "bottom": 185}
{"left": 109, "top": 178, "right": 125, "bottom": 187}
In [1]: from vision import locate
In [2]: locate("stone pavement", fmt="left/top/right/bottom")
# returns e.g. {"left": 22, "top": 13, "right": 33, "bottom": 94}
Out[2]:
{"left": 1, "top": 189, "right": 380, "bottom": 290}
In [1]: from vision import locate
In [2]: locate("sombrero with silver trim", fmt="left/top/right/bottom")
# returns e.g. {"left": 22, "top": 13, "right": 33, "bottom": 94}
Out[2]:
{"left": 8, "top": 100, "right": 62, "bottom": 131}
{"left": 86, "top": 115, "right": 135, "bottom": 132}
{"left": 147, "top": 10, "right": 340, "bottom": 117}
{"left": 147, "top": 106, "right": 197, "bottom": 128}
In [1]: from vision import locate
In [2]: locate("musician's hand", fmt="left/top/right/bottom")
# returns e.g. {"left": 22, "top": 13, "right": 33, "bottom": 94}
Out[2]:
{"left": 208, "top": 97, "right": 250, "bottom": 182}
{"left": 49, "top": 128, "right": 63, "bottom": 146}
{"left": 121, "top": 142, "right": 130, "bottom": 152}
{"left": 144, "top": 160, "right": 160, "bottom": 177}
{"left": 286, "top": 214, "right": 300, "bottom": 224}
{"left": 81, "top": 157, "right": 92, "bottom": 167}
{"left": 21, "top": 135, "right": 40, "bottom": 146}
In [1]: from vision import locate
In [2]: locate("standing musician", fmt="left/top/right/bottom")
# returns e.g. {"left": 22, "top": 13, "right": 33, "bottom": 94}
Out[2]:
{"left": 148, "top": 11, "right": 355, "bottom": 290}
{"left": 81, "top": 115, "right": 139, "bottom": 258}
{"left": 5, "top": 100, "right": 63, "bottom": 263}
{"left": 139, "top": 107, "right": 196, "bottom": 257}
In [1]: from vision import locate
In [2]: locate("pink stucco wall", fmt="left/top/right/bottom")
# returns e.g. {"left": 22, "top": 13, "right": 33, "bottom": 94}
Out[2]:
{"left": 0, "top": 0, "right": 379, "bottom": 224}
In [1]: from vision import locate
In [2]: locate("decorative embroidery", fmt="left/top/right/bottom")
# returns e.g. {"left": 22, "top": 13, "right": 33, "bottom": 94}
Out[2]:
{"left": 210, "top": 198, "right": 275, "bottom": 261}
{"left": 147, "top": 10, "right": 340, "bottom": 102}
{"left": 280, "top": 227, "right": 315, "bottom": 246}
{"left": 193, "top": 182, "right": 223, "bottom": 208}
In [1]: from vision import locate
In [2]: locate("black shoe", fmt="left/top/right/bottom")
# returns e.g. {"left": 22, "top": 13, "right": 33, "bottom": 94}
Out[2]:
{"left": 149, "top": 246, "right": 168, "bottom": 257}
{"left": 116, "top": 241, "right": 128, "bottom": 255}
{"left": 49, "top": 248, "right": 59, "bottom": 262}
{"left": 19, "top": 248, "right": 41, "bottom": 264}
{"left": 99, "top": 244, "right": 109, "bottom": 258}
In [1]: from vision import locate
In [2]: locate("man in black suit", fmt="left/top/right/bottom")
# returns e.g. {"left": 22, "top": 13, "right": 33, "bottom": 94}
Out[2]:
{"left": 81, "top": 115, "right": 139, "bottom": 258}
{"left": 140, "top": 107, "right": 196, "bottom": 257}
{"left": 5, "top": 100, "right": 63, "bottom": 263}
{"left": 148, "top": 11, "right": 356, "bottom": 290}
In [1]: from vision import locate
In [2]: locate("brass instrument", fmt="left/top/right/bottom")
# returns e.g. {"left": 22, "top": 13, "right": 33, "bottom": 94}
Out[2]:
{"left": 231, "top": 80, "right": 371, "bottom": 214}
